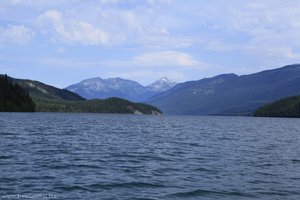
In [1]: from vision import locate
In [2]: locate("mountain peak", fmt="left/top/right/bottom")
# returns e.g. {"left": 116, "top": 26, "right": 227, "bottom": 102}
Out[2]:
{"left": 157, "top": 77, "right": 176, "bottom": 85}
{"left": 147, "top": 77, "right": 176, "bottom": 92}
{"left": 153, "top": 76, "right": 174, "bottom": 84}
{"left": 159, "top": 76, "right": 170, "bottom": 82}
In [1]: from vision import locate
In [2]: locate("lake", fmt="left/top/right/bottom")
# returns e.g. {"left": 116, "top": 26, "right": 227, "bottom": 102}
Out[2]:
{"left": 0, "top": 113, "right": 300, "bottom": 199}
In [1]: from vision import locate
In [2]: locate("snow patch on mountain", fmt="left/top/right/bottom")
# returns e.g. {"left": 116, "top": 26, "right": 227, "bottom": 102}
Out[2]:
{"left": 146, "top": 77, "right": 176, "bottom": 92}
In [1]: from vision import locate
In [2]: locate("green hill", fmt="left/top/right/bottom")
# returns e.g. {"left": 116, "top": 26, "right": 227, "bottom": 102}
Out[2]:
{"left": 0, "top": 75, "right": 35, "bottom": 112}
{"left": 254, "top": 96, "right": 300, "bottom": 118}
{"left": 1, "top": 75, "right": 161, "bottom": 114}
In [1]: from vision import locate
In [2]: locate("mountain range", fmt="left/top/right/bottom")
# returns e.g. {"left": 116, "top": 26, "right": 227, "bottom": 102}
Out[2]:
{"left": 0, "top": 74, "right": 161, "bottom": 114}
{"left": 65, "top": 77, "right": 176, "bottom": 102}
{"left": 146, "top": 64, "right": 300, "bottom": 115}
{"left": 3, "top": 64, "right": 300, "bottom": 115}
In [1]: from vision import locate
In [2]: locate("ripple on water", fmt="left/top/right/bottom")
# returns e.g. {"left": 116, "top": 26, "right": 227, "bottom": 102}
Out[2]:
{"left": 0, "top": 113, "right": 300, "bottom": 199}
{"left": 88, "top": 182, "right": 165, "bottom": 190}
{"left": 168, "top": 189, "right": 257, "bottom": 198}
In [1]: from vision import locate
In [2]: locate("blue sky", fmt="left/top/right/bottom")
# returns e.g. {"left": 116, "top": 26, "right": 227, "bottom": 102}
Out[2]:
{"left": 1, "top": 0, "right": 300, "bottom": 88}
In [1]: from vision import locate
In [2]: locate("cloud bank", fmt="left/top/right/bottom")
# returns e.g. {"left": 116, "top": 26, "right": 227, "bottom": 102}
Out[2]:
{"left": 1, "top": 0, "right": 300, "bottom": 86}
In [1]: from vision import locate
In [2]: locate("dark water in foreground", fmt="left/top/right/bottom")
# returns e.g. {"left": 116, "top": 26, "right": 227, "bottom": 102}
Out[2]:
{"left": 0, "top": 113, "right": 300, "bottom": 200}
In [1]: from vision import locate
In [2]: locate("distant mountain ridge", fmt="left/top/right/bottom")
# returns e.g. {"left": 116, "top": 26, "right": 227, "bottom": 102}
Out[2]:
{"left": 146, "top": 64, "right": 300, "bottom": 115}
{"left": 66, "top": 77, "right": 176, "bottom": 102}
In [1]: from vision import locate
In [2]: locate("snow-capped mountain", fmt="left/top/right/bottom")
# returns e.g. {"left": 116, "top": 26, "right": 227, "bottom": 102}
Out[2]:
{"left": 146, "top": 77, "right": 177, "bottom": 92}
{"left": 66, "top": 77, "right": 176, "bottom": 102}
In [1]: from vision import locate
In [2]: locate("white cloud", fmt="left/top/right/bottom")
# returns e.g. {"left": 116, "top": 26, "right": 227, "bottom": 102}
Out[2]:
{"left": 205, "top": 37, "right": 300, "bottom": 63}
{"left": 37, "top": 50, "right": 205, "bottom": 69}
{"left": 0, "top": 25, "right": 34, "bottom": 44}
{"left": 0, "top": 0, "right": 179, "bottom": 50}
{"left": 38, "top": 10, "right": 108, "bottom": 45}
{"left": 4, "top": 0, "right": 300, "bottom": 85}
{"left": 194, "top": 1, "right": 300, "bottom": 63}
{"left": 133, "top": 51, "right": 203, "bottom": 68}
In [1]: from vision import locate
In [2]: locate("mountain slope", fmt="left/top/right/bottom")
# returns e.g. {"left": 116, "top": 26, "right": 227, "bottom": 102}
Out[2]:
{"left": 66, "top": 77, "right": 145, "bottom": 101}
{"left": 254, "top": 96, "right": 300, "bottom": 118}
{"left": 12, "top": 78, "right": 85, "bottom": 102}
{"left": 146, "top": 64, "right": 300, "bottom": 115}
{"left": 66, "top": 77, "right": 176, "bottom": 102}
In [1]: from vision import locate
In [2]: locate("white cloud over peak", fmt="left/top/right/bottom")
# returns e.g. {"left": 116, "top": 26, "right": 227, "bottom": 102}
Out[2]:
{"left": 134, "top": 51, "right": 203, "bottom": 68}
{"left": 0, "top": 25, "right": 34, "bottom": 44}
{"left": 38, "top": 10, "right": 108, "bottom": 45}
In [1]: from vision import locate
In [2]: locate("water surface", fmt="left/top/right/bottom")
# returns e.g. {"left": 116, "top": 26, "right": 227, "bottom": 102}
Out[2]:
{"left": 0, "top": 113, "right": 300, "bottom": 199}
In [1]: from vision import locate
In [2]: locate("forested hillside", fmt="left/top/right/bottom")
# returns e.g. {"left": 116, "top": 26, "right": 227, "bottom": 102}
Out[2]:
{"left": 0, "top": 75, "right": 35, "bottom": 112}
{"left": 254, "top": 96, "right": 300, "bottom": 118}
{"left": 34, "top": 97, "right": 161, "bottom": 114}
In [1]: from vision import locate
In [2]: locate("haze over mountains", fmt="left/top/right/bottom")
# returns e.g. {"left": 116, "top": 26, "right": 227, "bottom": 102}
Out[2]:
{"left": 66, "top": 77, "right": 176, "bottom": 102}
{"left": 147, "top": 64, "right": 300, "bottom": 115}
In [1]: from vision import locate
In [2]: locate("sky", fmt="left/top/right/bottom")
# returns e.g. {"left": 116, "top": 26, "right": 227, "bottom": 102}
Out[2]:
{"left": 1, "top": 0, "right": 300, "bottom": 88}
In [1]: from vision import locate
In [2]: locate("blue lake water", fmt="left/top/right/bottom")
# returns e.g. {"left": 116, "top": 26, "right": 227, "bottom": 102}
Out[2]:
{"left": 0, "top": 113, "right": 300, "bottom": 199}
